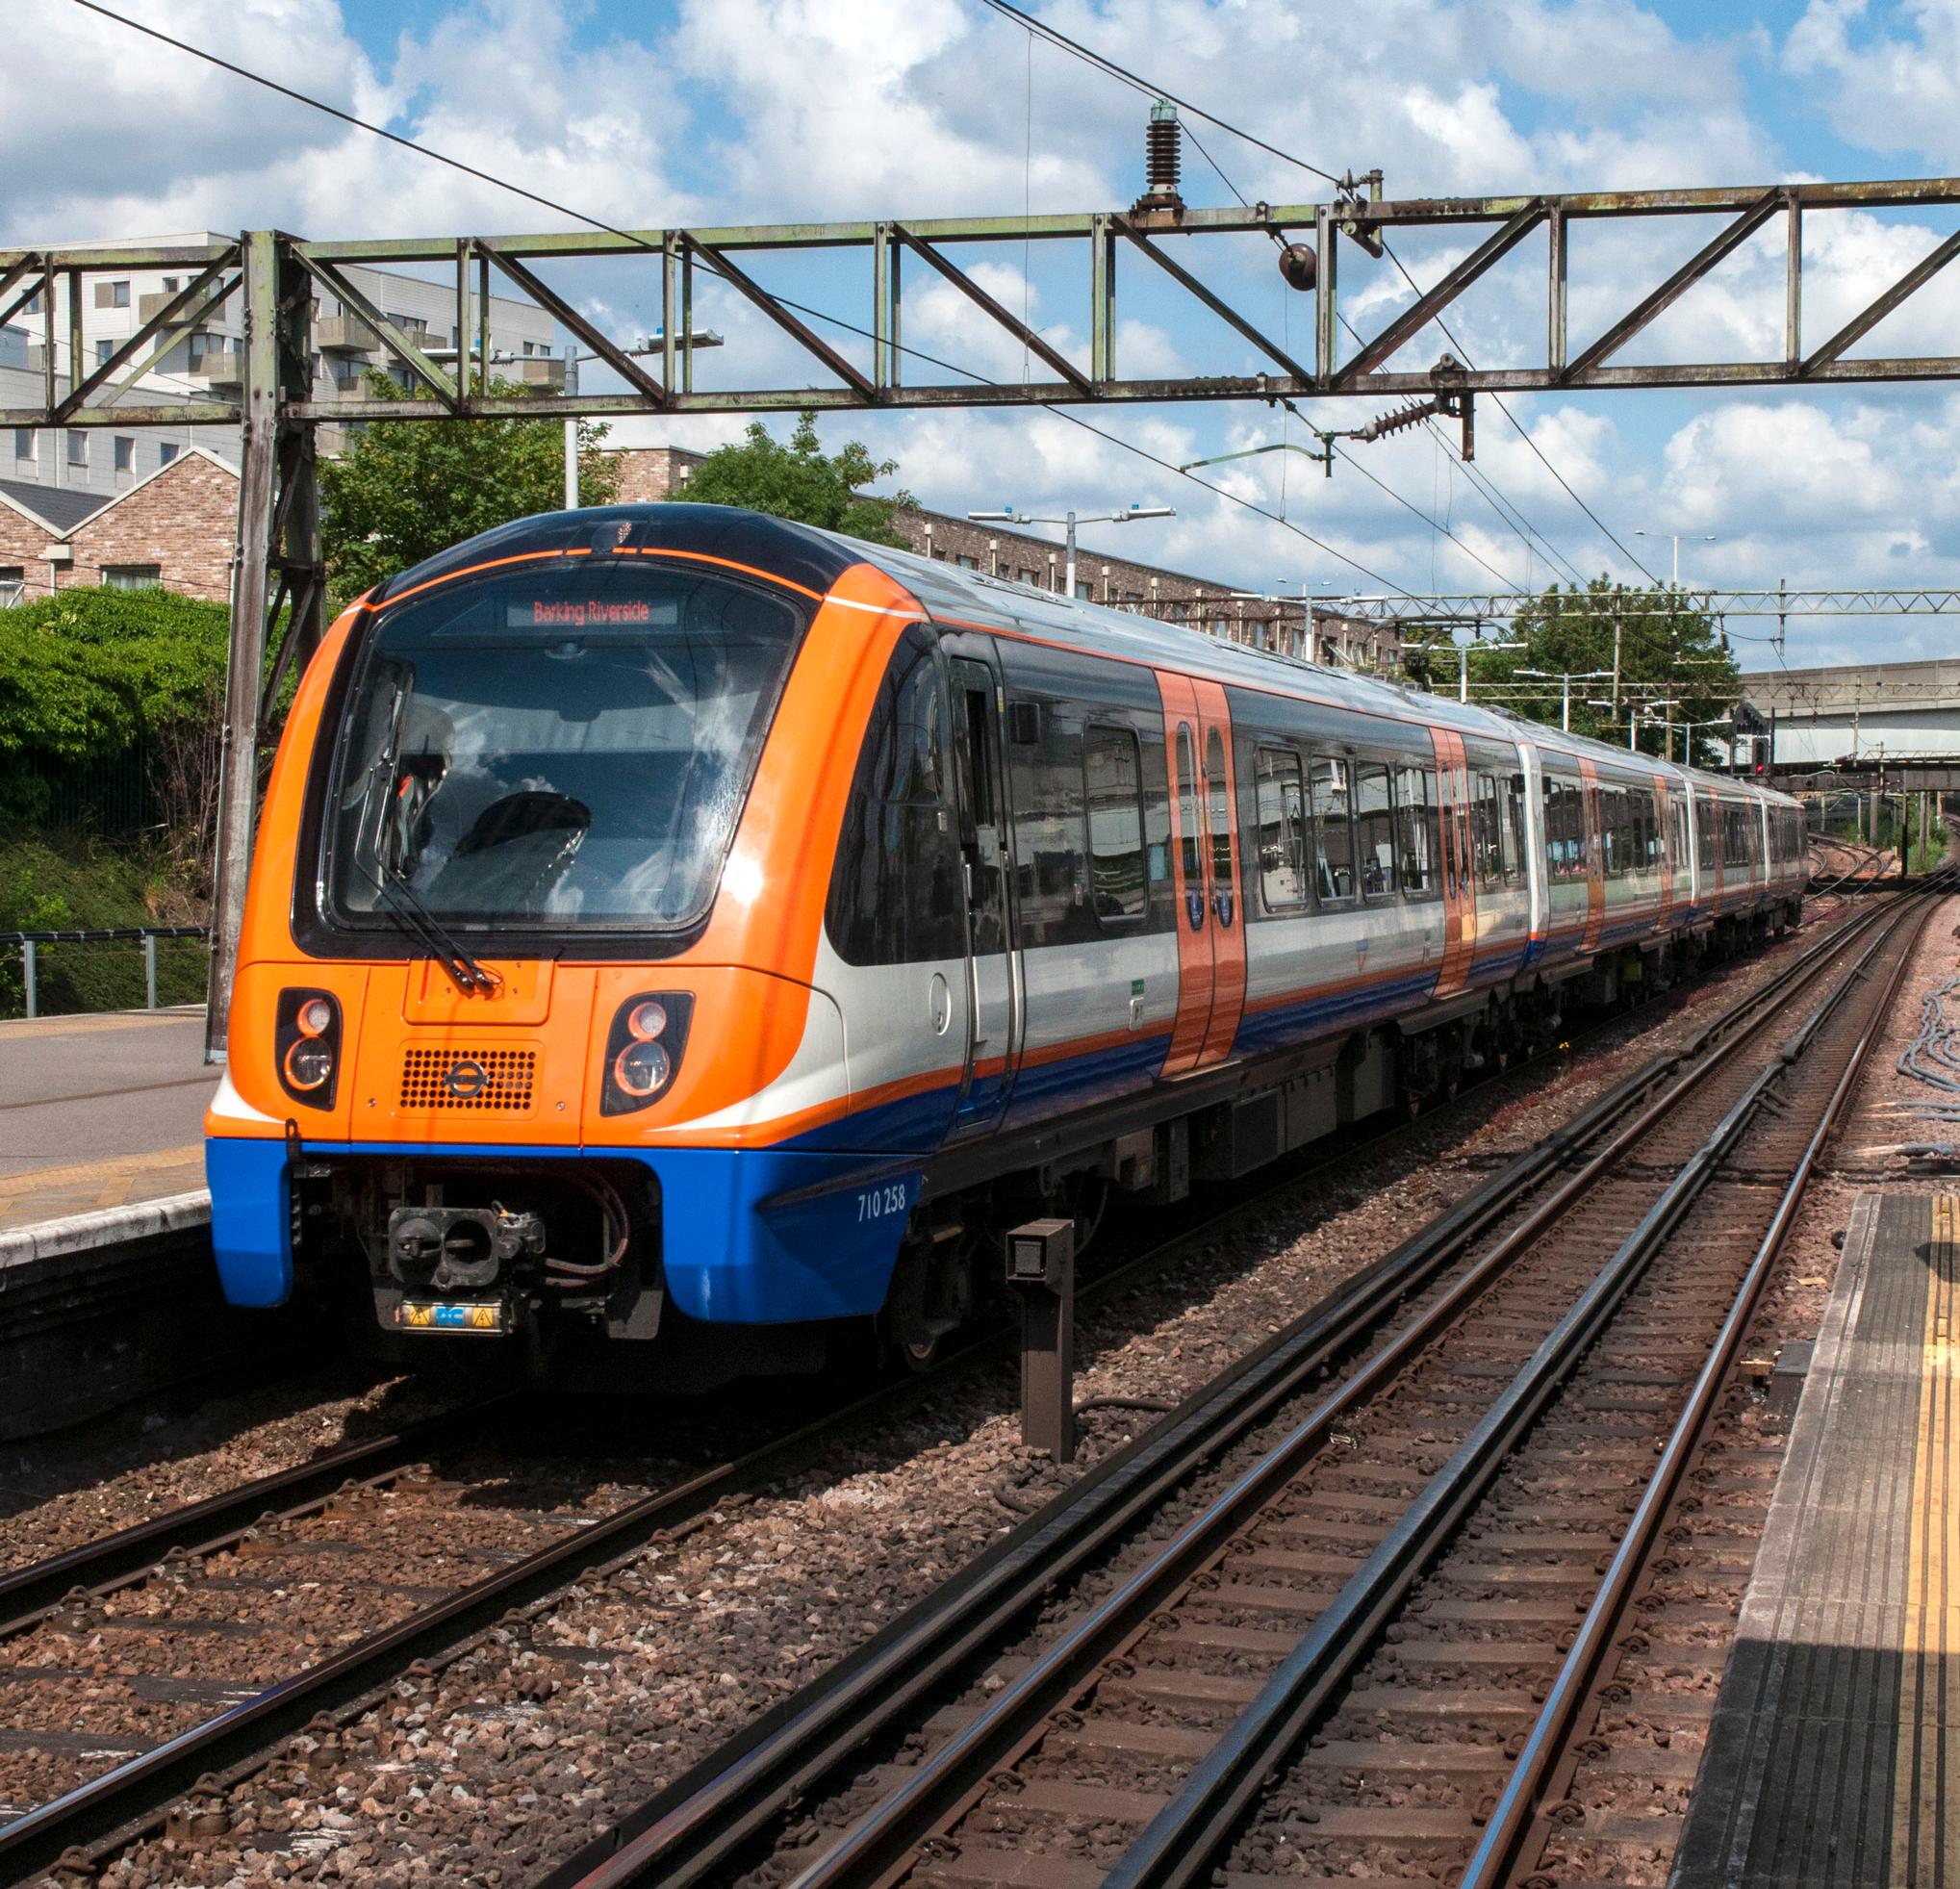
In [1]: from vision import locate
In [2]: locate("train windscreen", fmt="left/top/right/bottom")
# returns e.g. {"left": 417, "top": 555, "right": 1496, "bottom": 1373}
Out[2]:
{"left": 323, "top": 561, "right": 808, "bottom": 932}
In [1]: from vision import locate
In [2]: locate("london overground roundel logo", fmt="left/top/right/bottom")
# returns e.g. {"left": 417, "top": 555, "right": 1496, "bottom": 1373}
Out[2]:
{"left": 445, "top": 1058, "right": 490, "bottom": 1101}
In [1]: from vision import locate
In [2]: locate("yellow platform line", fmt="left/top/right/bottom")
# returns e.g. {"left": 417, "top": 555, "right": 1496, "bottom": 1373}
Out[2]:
{"left": 1893, "top": 1193, "right": 1960, "bottom": 1884}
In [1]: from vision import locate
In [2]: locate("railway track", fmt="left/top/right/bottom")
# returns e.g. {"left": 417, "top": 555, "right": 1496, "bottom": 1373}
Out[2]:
{"left": 0, "top": 906, "right": 1861, "bottom": 1885}
{"left": 535, "top": 885, "right": 1939, "bottom": 1889}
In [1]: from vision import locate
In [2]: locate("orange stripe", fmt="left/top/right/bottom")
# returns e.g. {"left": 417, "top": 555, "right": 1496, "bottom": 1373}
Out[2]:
{"left": 611, "top": 545, "right": 830, "bottom": 601}
{"left": 380, "top": 547, "right": 594, "bottom": 606}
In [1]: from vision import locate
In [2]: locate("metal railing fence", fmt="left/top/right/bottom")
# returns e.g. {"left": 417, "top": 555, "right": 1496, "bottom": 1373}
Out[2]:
{"left": 1, "top": 925, "right": 206, "bottom": 1019}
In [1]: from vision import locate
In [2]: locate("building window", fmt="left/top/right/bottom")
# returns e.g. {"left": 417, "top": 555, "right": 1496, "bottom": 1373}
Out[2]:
{"left": 22, "top": 290, "right": 41, "bottom": 316}
{"left": 95, "top": 338, "right": 115, "bottom": 367}
{"left": 66, "top": 429, "right": 87, "bottom": 467}
{"left": 1017, "top": 567, "right": 1037, "bottom": 585}
{"left": 159, "top": 441, "right": 179, "bottom": 465}
{"left": 13, "top": 427, "right": 33, "bottom": 464}
{"left": 102, "top": 564, "right": 162, "bottom": 590}
{"left": 955, "top": 553, "right": 979, "bottom": 569}
{"left": 113, "top": 436, "right": 135, "bottom": 476}
{"left": 0, "top": 567, "right": 24, "bottom": 608}
{"left": 161, "top": 276, "right": 180, "bottom": 294}
{"left": 92, "top": 279, "right": 131, "bottom": 309}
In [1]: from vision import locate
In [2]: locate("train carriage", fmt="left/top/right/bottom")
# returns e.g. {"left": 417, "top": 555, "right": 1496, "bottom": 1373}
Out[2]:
{"left": 205, "top": 505, "right": 1804, "bottom": 1380}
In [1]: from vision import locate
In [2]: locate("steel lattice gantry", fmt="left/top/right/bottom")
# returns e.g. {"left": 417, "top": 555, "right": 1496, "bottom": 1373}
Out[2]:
{"left": 1339, "top": 588, "right": 1960, "bottom": 624}
{"left": 10, "top": 172, "right": 1960, "bottom": 1048}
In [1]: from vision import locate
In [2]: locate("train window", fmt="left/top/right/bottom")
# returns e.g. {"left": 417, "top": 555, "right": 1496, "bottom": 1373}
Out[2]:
{"left": 1395, "top": 765, "right": 1440, "bottom": 900}
{"left": 1141, "top": 732, "right": 1173, "bottom": 893}
{"left": 1205, "top": 728, "right": 1235, "bottom": 900}
{"left": 1634, "top": 789, "right": 1657, "bottom": 870}
{"left": 1176, "top": 725, "right": 1201, "bottom": 894}
{"left": 1503, "top": 774, "right": 1526, "bottom": 882}
{"left": 1255, "top": 748, "right": 1310, "bottom": 911}
{"left": 1007, "top": 697, "right": 1090, "bottom": 947}
{"left": 824, "top": 625, "right": 965, "bottom": 966}
{"left": 325, "top": 558, "right": 808, "bottom": 933}
{"left": 1309, "top": 757, "right": 1356, "bottom": 902}
{"left": 1083, "top": 727, "right": 1148, "bottom": 924}
{"left": 1599, "top": 787, "right": 1621, "bottom": 879}
{"left": 1356, "top": 763, "right": 1397, "bottom": 898}
{"left": 1543, "top": 775, "right": 1576, "bottom": 880}
{"left": 1471, "top": 773, "right": 1502, "bottom": 890}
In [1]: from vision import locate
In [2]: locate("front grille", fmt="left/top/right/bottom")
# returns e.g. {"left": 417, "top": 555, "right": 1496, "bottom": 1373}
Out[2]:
{"left": 399, "top": 1047, "right": 538, "bottom": 1113}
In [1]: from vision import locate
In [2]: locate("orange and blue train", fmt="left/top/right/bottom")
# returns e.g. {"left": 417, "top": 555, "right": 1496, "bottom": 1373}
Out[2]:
{"left": 205, "top": 505, "right": 1806, "bottom": 1379}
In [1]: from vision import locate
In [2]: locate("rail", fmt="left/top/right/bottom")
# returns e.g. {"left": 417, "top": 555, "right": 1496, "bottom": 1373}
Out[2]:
{"left": 0, "top": 924, "right": 207, "bottom": 1019}
{"left": 538, "top": 895, "right": 1899, "bottom": 1889}
{"left": 2, "top": 903, "right": 1856, "bottom": 1883}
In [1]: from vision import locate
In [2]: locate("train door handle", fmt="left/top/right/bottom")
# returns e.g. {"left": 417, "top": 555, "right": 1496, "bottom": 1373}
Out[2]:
{"left": 1186, "top": 889, "right": 1205, "bottom": 931}
{"left": 1213, "top": 889, "right": 1235, "bottom": 928}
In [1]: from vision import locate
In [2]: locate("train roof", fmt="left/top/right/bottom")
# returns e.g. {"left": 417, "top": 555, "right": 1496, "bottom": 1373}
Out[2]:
{"left": 815, "top": 524, "right": 1796, "bottom": 812}
{"left": 375, "top": 504, "right": 1794, "bottom": 812}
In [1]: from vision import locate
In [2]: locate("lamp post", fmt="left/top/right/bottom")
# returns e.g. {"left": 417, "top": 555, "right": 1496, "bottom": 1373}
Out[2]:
{"left": 1517, "top": 667, "right": 1613, "bottom": 734}
{"left": 1449, "top": 633, "right": 1525, "bottom": 703}
{"left": 966, "top": 503, "right": 1175, "bottom": 600}
{"left": 1633, "top": 529, "right": 1717, "bottom": 588}
{"left": 561, "top": 329, "right": 725, "bottom": 509}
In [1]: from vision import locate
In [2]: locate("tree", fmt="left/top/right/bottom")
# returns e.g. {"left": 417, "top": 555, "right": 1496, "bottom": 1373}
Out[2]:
{"left": 319, "top": 372, "right": 621, "bottom": 600}
{"left": 1435, "top": 578, "right": 1742, "bottom": 765}
{"left": 676, "top": 410, "right": 913, "bottom": 547}
{"left": 0, "top": 585, "right": 233, "bottom": 881}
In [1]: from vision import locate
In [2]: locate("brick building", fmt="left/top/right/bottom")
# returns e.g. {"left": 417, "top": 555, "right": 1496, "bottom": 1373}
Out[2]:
{"left": 0, "top": 447, "right": 237, "bottom": 606}
{"left": 595, "top": 445, "right": 1400, "bottom": 672}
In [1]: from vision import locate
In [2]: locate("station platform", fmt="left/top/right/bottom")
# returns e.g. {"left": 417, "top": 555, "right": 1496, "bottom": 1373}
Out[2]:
{"left": 0, "top": 1008, "right": 215, "bottom": 1233}
{"left": 1673, "top": 1190, "right": 1960, "bottom": 1889}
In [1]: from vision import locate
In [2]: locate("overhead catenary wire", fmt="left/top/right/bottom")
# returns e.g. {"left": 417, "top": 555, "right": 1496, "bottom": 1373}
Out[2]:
{"left": 973, "top": 0, "right": 1343, "bottom": 186}
{"left": 64, "top": 0, "right": 1420, "bottom": 600}
{"left": 990, "top": 1, "right": 1591, "bottom": 594}
{"left": 970, "top": 0, "right": 1658, "bottom": 587}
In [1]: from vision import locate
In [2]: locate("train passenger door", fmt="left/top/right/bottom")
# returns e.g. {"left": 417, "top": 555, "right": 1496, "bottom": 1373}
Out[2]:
{"left": 1157, "top": 673, "right": 1247, "bottom": 1077}
{"left": 1432, "top": 729, "right": 1475, "bottom": 997}
{"left": 947, "top": 650, "right": 1020, "bottom": 1137}
{"left": 1578, "top": 757, "right": 1606, "bottom": 953}
{"left": 1653, "top": 774, "right": 1675, "bottom": 928}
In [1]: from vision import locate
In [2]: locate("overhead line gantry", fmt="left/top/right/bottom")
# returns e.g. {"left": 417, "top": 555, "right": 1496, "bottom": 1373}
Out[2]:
{"left": 8, "top": 171, "right": 1960, "bottom": 1045}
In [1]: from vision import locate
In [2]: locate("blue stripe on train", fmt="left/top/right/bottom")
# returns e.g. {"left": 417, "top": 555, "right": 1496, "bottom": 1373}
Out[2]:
{"left": 1232, "top": 968, "right": 1437, "bottom": 1059}
{"left": 206, "top": 1133, "right": 925, "bottom": 1325}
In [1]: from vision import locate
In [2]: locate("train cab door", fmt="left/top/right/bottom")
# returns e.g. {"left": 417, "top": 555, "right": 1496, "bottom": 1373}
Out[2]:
{"left": 946, "top": 649, "right": 1021, "bottom": 1137}
{"left": 1432, "top": 729, "right": 1475, "bottom": 997}
{"left": 1157, "top": 673, "right": 1247, "bottom": 1077}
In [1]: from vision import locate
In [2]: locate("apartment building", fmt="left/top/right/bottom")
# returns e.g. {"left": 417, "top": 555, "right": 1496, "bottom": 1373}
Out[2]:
{"left": 1, "top": 233, "right": 559, "bottom": 503}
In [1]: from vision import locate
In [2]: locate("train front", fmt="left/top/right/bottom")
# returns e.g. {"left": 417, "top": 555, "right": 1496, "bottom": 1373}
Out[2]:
{"left": 204, "top": 505, "right": 919, "bottom": 1380}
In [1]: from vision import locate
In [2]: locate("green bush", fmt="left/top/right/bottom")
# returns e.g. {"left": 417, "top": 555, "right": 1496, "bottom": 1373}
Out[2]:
{"left": 0, "top": 837, "right": 207, "bottom": 1018}
{"left": 0, "top": 584, "right": 230, "bottom": 876}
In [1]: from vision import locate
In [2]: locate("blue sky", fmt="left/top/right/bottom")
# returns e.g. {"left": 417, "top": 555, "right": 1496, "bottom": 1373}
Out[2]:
{"left": 9, "top": 0, "right": 1960, "bottom": 667}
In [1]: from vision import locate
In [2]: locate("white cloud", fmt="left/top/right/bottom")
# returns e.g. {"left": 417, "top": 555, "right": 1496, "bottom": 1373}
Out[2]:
{"left": 2, "top": 0, "right": 698, "bottom": 243}
{"left": 1786, "top": 0, "right": 1960, "bottom": 165}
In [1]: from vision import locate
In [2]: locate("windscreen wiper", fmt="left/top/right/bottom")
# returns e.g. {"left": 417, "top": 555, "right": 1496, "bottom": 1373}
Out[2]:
{"left": 368, "top": 864, "right": 500, "bottom": 997}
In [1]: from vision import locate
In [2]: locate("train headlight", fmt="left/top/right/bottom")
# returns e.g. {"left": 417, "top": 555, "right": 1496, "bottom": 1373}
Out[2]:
{"left": 275, "top": 988, "right": 342, "bottom": 1110}
{"left": 600, "top": 990, "right": 694, "bottom": 1116}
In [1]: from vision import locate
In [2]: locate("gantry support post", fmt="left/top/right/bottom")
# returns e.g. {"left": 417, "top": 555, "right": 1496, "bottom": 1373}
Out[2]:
{"left": 205, "top": 232, "right": 323, "bottom": 1061}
